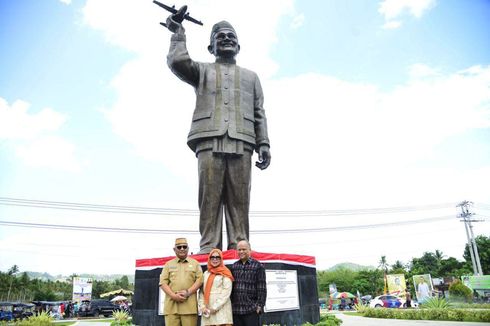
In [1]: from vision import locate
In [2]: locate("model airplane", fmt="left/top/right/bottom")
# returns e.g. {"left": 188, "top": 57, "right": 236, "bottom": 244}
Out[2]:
{"left": 153, "top": 0, "right": 203, "bottom": 27}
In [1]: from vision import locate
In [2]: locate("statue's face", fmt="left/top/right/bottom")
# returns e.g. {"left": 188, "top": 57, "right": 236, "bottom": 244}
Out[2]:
{"left": 210, "top": 28, "right": 240, "bottom": 58}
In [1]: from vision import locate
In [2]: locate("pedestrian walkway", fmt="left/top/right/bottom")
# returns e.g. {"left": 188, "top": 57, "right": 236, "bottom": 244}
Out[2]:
{"left": 335, "top": 313, "right": 486, "bottom": 326}
{"left": 72, "top": 321, "right": 110, "bottom": 326}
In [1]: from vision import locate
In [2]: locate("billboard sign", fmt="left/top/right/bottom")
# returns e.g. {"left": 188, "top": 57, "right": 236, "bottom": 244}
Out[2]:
{"left": 72, "top": 277, "right": 93, "bottom": 302}
{"left": 387, "top": 274, "right": 406, "bottom": 296}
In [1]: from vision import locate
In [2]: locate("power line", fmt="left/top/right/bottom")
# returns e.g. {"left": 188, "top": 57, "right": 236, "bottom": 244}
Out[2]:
{"left": 0, "top": 215, "right": 455, "bottom": 235}
{"left": 0, "top": 196, "right": 458, "bottom": 216}
{"left": 474, "top": 202, "right": 490, "bottom": 211}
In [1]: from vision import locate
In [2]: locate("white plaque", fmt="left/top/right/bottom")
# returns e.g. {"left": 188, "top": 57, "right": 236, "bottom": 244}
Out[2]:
{"left": 264, "top": 270, "right": 300, "bottom": 312}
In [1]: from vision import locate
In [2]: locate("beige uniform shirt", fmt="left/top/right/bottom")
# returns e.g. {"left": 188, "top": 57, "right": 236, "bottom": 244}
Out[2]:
{"left": 159, "top": 257, "right": 203, "bottom": 315}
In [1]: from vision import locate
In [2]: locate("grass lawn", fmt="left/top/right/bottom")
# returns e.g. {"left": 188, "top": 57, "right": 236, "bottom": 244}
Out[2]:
{"left": 342, "top": 311, "right": 361, "bottom": 316}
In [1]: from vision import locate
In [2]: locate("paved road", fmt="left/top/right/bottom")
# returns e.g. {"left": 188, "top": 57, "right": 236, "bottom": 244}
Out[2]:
{"left": 69, "top": 320, "right": 110, "bottom": 326}
{"left": 335, "top": 313, "right": 487, "bottom": 326}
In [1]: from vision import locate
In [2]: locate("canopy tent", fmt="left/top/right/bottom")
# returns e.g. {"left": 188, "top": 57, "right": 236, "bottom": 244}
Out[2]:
{"left": 330, "top": 291, "right": 355, "bottom": 299}
{"left": 100, "top": 289, "right": 134, "bottom": 298}
{"left": 110, "top": 295, "right": 128, "bottom": 302}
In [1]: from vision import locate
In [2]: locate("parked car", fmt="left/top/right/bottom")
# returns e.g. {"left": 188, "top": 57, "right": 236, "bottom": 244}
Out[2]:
{"left": 78, "top": 299, "right": 120, "bottom": 318}
{"left": 12, "top": 303, "right": 34, "bottom": 320}
{"left": 360, "top": 295, "right": 372, "bottom": 305}
{"left": 369, "top": 295, "right": 405, "bottom": 308}
{"left": 0, "top": 302, "right": 13, "bottom": 322}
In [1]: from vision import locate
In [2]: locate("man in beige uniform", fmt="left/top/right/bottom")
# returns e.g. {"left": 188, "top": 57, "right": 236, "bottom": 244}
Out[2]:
{"left": 160, "top": 238, "right": 203, "bottom": 326}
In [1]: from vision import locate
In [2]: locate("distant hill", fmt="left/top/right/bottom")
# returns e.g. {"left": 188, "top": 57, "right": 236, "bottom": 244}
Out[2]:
{"left": 24, "top": 271, "right": 135, "bottom": 284}
{"left": 326, "top": 262, "right": 375, "bottom": 272}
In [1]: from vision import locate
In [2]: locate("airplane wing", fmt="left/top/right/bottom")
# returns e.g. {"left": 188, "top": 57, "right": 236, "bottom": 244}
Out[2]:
{"left": 183, "top": 13, "right": 203, "bottom": 26}
{"left": 153, "top": 0, "right": 177, "bottom": 14}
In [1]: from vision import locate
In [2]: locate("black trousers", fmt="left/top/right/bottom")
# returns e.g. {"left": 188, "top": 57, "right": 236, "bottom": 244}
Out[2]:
{"left": 233, "top": 312, "right": 260, "bottom": 326}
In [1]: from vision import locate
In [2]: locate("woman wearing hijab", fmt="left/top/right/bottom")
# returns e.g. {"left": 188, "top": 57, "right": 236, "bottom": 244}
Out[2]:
{"left": 198, "top": 249, "right": 234, "bottom": 326}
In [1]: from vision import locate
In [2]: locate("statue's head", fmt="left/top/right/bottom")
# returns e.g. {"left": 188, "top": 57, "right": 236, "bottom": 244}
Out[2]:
{"left": 208, "top": 21, "right": 240, "bottom": 59}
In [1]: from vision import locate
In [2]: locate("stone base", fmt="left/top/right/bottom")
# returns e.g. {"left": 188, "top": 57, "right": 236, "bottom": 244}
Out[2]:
{"left": 133, "top": 250, "right": 320, "bottom": 326}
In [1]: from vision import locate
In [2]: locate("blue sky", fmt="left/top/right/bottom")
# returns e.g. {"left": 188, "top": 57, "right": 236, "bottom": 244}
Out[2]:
{"left": 1, "top": 0, "right": 489, "bottom": 276}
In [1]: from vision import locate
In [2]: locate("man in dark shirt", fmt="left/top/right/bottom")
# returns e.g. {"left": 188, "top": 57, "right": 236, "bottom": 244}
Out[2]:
{"left": 231, "top": 240, "right": 267, "bottom": 326}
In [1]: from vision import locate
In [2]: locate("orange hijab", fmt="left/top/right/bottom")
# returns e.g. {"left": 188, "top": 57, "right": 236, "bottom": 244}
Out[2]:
{"left": 203, "top": 249, "right": 234, "bottom": 305}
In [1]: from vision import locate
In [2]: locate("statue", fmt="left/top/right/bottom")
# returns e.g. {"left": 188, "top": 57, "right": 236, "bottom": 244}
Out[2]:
{"left": 158, "top": 3, "right": 271, "bottom": 253}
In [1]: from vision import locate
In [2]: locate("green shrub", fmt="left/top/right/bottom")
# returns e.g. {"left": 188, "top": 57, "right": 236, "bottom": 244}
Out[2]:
{"left": 110, "top": 310, "right": 132, "bottom": 325}
{"left": 420, "top": 297, "right": 450, "bottom": 309}
{"left": 353, "top": 303, "right": 369, "bottom": 314}
{"left": 450, "top": 302, "right": 490, "bottom": 309}
{"left": 448, "top": 279, "right": 473, "bottom": 302}
{"left": 303, "top": 313, "right": 342, "bottom": 326}
{"left": 15, "top": 311, "right": 54, "bottom": 326}
{"left": 360, "top": 306, "right": 490, "bottom": 322}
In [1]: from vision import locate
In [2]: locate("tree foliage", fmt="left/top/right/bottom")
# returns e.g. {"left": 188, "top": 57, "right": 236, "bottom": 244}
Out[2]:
{"left": 317, "top": 237, "right": 488, "bottom": 298}
{"left": 449, "top": 279, "right": 473, "bottom": 302}
{"left": 0, "top": 268, "right": 134, "bottom": 302}
{"left": 463, "top": 235, "right": 490, "bottom": 274}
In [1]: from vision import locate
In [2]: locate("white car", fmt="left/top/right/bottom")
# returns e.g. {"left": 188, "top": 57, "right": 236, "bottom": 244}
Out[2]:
{"left": 369, "top": 295, "right": 418, "bottom": 308}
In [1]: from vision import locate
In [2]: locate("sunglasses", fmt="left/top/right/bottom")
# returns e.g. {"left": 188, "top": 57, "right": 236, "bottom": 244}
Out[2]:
{"left": 176, "top": 245, "right": 188, "bottom": 250}
{"left": 210, "top": 256, "right": 221, "bottom": 260}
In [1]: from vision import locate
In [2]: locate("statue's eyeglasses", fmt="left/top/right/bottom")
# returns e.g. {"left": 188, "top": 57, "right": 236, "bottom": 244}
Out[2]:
{"left": 176, "top": 245, "right": 188, "bottom": 250}
{"left": 210, "top": 256, "right": 221, "bottom": 260}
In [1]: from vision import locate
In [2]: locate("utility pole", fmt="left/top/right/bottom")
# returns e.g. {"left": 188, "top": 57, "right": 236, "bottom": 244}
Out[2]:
{"left": 457, "top": 201, "right": 483, "bottom": 275}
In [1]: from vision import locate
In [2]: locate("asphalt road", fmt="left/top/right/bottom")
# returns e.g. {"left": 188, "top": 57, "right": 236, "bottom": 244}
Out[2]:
{"left": 72, "top": 321, "right": 109, "bottom": 326}
{"left": 335, "top": 313, "right": 487, "bottom": 326}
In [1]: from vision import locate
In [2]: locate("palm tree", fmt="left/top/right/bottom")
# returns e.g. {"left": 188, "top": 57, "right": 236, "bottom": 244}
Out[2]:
{"left": 391, "top": 260, "right": 405, "bottom": 272}
{"left": 7, "top": 265, "right": 20, "bottom": 301}
{"left": 378, "top": 256, "right": 388, "bottom": 294}
{"left": 434, "top": 250, "right": 445, "bottom": 264}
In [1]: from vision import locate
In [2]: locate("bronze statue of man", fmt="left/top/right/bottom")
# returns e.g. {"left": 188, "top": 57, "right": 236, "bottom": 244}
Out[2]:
{"left": 165, "top": 12, "right": 271, "bottom": 254}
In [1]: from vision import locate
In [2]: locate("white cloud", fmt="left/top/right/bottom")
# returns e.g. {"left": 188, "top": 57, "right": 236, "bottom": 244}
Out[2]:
{"left": 251, "top": 64, "right": 490, "bottom": 210}
{"left": 59, "top": 0, "right": 71, "bottom": 5}
{"left": 0, "top": 99, "right": 66, "bottom": 140}
{"left": 16, "top": 136, "right": 82, "bottom": 172}
{"left": 379, "top": 0, "right": 436, "bottom": 28}
{"left": 379, "top": 0, "right": 436, "bottom": 19}
{"left": 291, "top": 13, "right": 305, "bottom": 29}
{"left": 0, "top": 97, "right": 82, "bottom": 172}
{"left": 382, "top": 20, "right": 402, "bottom": 29}
{"left": 408, "top": 63, "right": 439, "bottom": 79}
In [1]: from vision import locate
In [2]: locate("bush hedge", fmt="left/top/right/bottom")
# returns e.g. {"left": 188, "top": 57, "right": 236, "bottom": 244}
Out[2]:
{"left": 302, "top": 313, "right": 342, "bottom": 326}
{"left": 361, "top": 307, "right": 490, "bottom": 322}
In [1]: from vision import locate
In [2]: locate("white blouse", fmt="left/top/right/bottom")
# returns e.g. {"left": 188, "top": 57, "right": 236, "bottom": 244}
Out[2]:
{"left": 198, "top": 272, "right": 233, "bottom": 325}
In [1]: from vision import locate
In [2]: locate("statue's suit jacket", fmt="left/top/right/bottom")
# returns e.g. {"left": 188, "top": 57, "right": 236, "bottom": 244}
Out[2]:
{"left": 167, "top": 32, "right": 270, "bottom": 153}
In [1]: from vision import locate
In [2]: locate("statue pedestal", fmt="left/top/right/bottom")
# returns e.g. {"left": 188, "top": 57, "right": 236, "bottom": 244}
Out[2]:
{"left": 133, "top": 250, "right": 320, "bottom": 326}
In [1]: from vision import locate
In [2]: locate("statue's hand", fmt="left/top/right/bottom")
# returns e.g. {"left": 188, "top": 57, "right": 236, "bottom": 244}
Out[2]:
{"left": 166, "top": 15, "right": 185, "bottom": 34}
{"left": 255, "top": 145, "right": 271, "bottom": 170}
